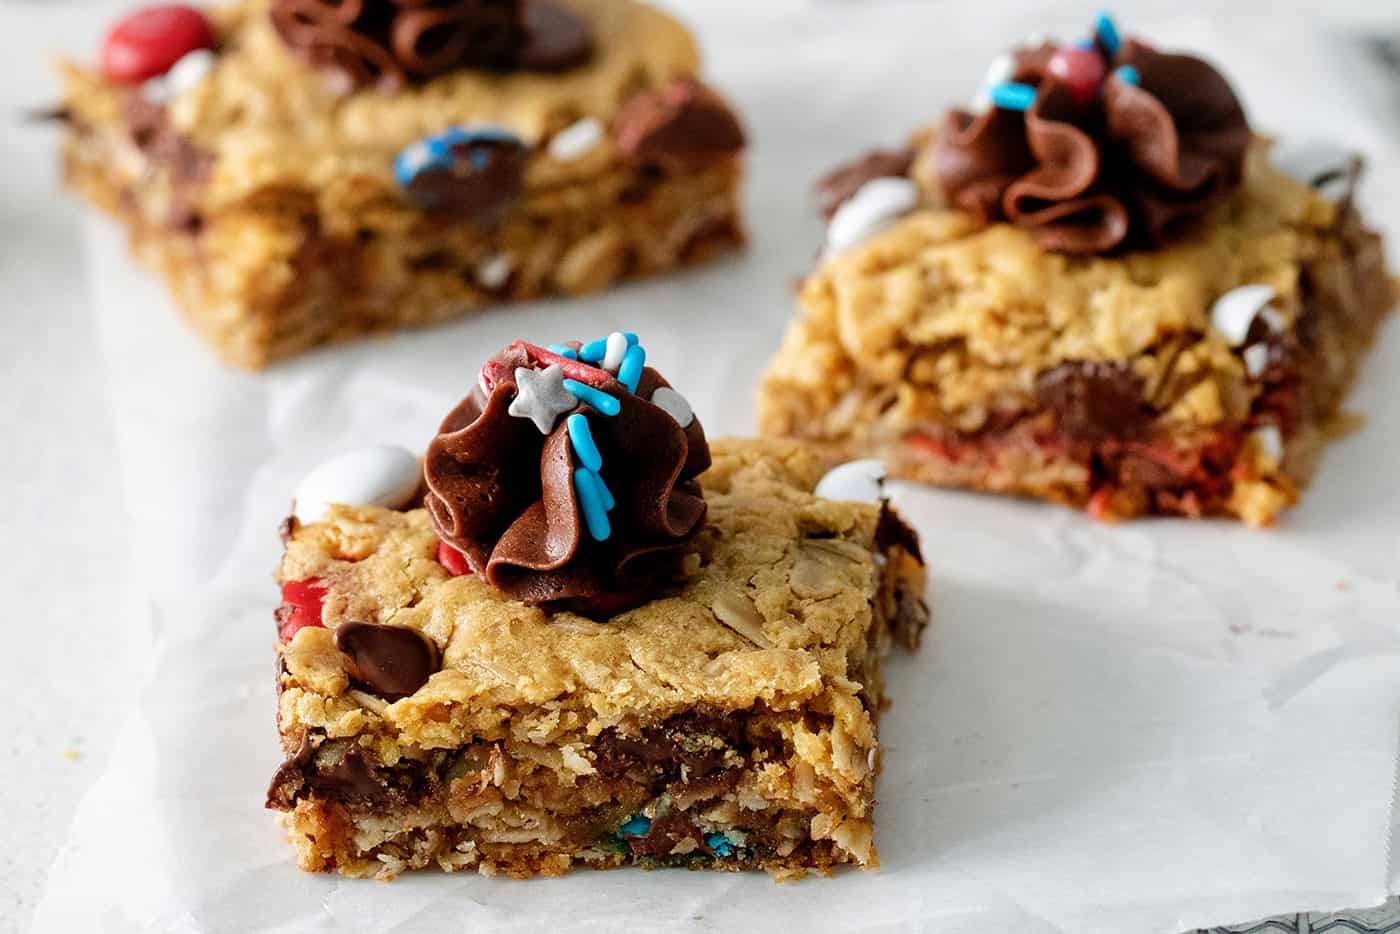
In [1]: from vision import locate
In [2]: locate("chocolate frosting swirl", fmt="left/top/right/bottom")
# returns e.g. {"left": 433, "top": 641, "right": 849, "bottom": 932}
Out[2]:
{"left": 424, "top": 342, "right": 710, "bottom": 616}
{"left": 270, "top": 0, "right": 593, "bottom": 94}
{"left": 936, "top": 39, "right": 1250, "bottom": 254}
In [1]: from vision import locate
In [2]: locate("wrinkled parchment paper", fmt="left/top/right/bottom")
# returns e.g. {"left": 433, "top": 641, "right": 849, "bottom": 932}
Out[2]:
{"left": 35, "top": 4, "right": 1400, "bottom": 931}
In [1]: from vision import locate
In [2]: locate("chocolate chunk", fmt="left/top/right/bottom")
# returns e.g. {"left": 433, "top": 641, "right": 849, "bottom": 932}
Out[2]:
{"left": 278, "top": 514, "right": 298, "bottom": 545}
{"left": 125, "top": 94, "right": 213, "bottom": 187}
{"left": 334, "top": 622, "right": 440, "bottom": 701}
{"left": 613, "top": 78, "right": 745, "bottom": 171}
{"left": 815, "top": 148, "right": 914, "bottom": 220}
{"left": 874, "top": 501, "right": 923, "bottom": 565}
{"left": 516, "top": 1, "right": 593, "bottom": 71}
{"left": 406, "top": 135, "right": 527, "bottom": 223}
{"left": 1035, "top": 361, "right": 1150, "bottom": 442}
{"left": 591, "top": 713, "right": 743, "bottom": 781}
{"left": 266, "top": 734, "right": 392, "bottom": 809}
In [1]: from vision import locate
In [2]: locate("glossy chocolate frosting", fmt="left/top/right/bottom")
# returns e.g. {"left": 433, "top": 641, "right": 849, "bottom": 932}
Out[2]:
{"left": 936, "top": 39, "right": 1250, "bottom": 254}
{"left": 423, "top": 341, "right": 709, "bottom": 616}
{"left": 269, "top": 0, "right": 593, "bottom": 94}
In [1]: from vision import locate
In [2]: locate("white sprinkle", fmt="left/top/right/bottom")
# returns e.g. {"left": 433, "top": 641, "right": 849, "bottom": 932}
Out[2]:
{"left": 1251, "top": 425, "right": 1284, "bottom": 464}
{"left": 508, "top": 364, "right": 578, "bottom": 433}
{"left": 814, "top": 459, "right": 886, "bottom": 504}
{"left": 166, "top": 48, "right": 216, "bottom": 95}
{"left": 1210, "top": 284, "right": 1277, "bottom": 347}
{"left": 826, "top": 177, "right": 919, "bottom": 254}
{"left": 548, "top": 117, "right": 604, "bottom": 161}
{"left": 602, "top": 331, "right": 629, "bottom": 372}
{"left": 648, "top": 386, "right": 694, "bottom": 428}
{"left": 476, "top": 254, "right": 514, "bottom": 290}
{"left": 1242, "top": 343, "right": 1270, "bottom": 378}
{"left": 293, "top": 446, "right": 420, "bottom": 525}
{"left": 969, "top": 52, "right": 1016, "bottom": 113}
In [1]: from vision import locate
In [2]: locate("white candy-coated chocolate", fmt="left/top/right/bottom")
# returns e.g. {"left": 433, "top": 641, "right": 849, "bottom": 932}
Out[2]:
{"left": 826, "top": 177, "right": 919, "bottom": 254}
{"left": 814, "top": 459, "right": 886, "bottom": 503}
{"left": 1210, "top": 284, "right": 1277, "bottom": 347}
{"left": 548, "top": 117, "right": 604, "bottom": 161}
{"left": 1270, "top": 139, "right": 1355, "bottom": 197}
{"left": 476, "top": 253, "right": 514, "bottom": 289}
{"left": 1251, "top": 425, "right": 1284, "bottom": 464}
{"left": 1242, "top": 343, "right": 1270, "bottom": 378}
{"left": 648, "top": 386, "right": 694, "bottom": 428}
{"left": 293, "top": 445, "right": 421, "bottom": 524}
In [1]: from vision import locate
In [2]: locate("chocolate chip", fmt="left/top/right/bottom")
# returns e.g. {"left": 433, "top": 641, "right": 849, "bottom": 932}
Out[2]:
{"left": 334, "top": 622, "right": 440, "bottom": 701}
{"left": 406, "top": 136, "right": 527, "bottom": 224}
{"left": 613, "top": 78, "right": 745, "bottom": 171}
{"left": 815, "top": 148, "right": 914, "bottom": 220}
{"left": 874, "top": 501, "right": 923, "bottom": 565}
{"left": 265, "top": 734, "right": 392, "bottom": 809}
{"left": 1035, "top": 361, "right": 1150, "bottom": 442}
{"left": 516, "top": 1, "right": 593, "bottom": 71}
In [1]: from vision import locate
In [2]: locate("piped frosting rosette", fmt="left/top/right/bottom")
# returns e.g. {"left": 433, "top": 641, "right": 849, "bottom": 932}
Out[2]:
{"left": 424, "top": 335, "right": 709, "bottom": 616}
{"left": 935, "top": 14, "right": 1251, "bottom": 255}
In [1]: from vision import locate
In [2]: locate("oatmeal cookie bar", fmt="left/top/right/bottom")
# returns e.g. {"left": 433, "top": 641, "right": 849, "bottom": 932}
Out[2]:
{"left": 56, "top": 1, "right": 745, "bottom": 368}
{"left": 757, "top": 17, "right": 1395, "bottom": 526}
{"left": 268, "top": 336, "right": 928, "bottom": 879}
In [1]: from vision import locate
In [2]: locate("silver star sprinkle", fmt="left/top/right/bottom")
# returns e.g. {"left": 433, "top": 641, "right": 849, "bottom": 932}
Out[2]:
{"left": 509, "top": 364, "right": 577, "bottom": 433}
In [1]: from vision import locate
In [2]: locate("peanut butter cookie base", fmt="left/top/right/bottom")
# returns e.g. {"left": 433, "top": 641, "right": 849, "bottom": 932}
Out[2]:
{"left": 269, "top": 439, "right": 928, "bottom": 879}
{"left": 758, "top": 142, "right": 1396, "bottom": 526}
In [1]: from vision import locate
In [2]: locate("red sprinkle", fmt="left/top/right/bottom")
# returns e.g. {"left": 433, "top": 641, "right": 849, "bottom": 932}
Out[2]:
{"left": 1046, "top": 47, "right": 1106, "bottom": 104}
{"left": 437, "top": 541, "right": 472, "bottom": 577}
{"left": 101, "top": 5, "right": 214, "bottom": 84}
{"left": 278, "top": 578, "right": 327, "bottom": 642}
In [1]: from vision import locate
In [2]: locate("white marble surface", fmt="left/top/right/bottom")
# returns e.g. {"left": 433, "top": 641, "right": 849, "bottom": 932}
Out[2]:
{"left": 4, "top": 1, "right": 1400, "bottom": 932}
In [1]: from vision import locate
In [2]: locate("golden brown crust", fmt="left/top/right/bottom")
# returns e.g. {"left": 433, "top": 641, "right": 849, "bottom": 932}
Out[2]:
{"left": 271, "top": 438, "right": 928, "bottom": 878}
{"left": 758, "top": 139, "right": 1397, "bottom": 526}
{"left": 56, "top": 0, "right": 745, "bottom": 367}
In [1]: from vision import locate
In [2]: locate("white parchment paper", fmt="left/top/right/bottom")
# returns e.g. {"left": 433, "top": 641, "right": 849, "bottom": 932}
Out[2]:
{"left": 34, "top": 3, "right": 1400, "bottom": 931}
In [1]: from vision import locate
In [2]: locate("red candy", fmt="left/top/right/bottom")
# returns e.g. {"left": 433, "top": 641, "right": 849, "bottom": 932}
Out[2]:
{"left": 479, "top": 341, "right": 613, "bottom": 394}
{"left": 101, "top": 4, "right": 214, "bottom": 84}
{"left": 277, "top": 578, "right": 327, "bottom": 642}
{"left": 437, "top": 541, "right": 472, "bottom": 577}
{"left": 1046, "top": 47, "right": 1106, "bottom": 104}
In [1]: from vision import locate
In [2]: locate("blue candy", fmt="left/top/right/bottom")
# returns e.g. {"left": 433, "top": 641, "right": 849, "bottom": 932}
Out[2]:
{"left": 393, "top": 125, "right": 522, "bottom": 191}
{"left": 547, "top": 343, "right": 579, "bottom": 360}
{"left": 705, "top": 833, "right": 735, "bottom": 857}
{"left": 566, "top": 414, "right": 603, "bottom": 471}
{"left": 990, "top": 81, "right": 1037, "bottom": 112}
{"left": 562, "top": 379, "right": 620, "bottom": 416}
{"left": 1094, "top": 12, "right": 1121, "bottom": 54}
{"left": 617, "top": 344, "right": 647, "bottom": 394}
{"left": 574, "top": 468, "right": 612, "bottom": 542}
{"left": 578, "top": 337, "right": 608, "bottom": 362}
{"left": 1114, "top": 65, "right": 1140, "bottom": 86}
{"left": 620, "top": 815, "right": 652, "bottom": 836}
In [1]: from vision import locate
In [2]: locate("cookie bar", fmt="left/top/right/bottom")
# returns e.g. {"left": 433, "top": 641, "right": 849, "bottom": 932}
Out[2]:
{"left": 267, "top": 336, "right": 928, "bottom": 879}
{"left": 757, "top": 17, "right": 1395, "bottom": 526}
{"left": 56, "top": 1, "right": 745, "bottom": 368}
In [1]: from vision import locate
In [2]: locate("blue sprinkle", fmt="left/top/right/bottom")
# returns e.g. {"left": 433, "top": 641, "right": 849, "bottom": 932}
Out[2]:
{"left": 1094, "top": 11, "right": 1121, "bottom": 55}
{"left": 594, "top": 470, "right": 616, "bottom": 511}
{"left": 617, "top": 344, "right": 646, "bottom": 394}
{"left": 1114, "top": 65, "right": 1140, "bottom": 86}
{"left": 579, "top": 338, "right": 608, "bottom": 362}
{"left": 438, "top": 124, "right": 518, "bottom": 147}
{"left": 1071, "top": 37, "right": 1096, "bottom": 50}
{"left": 546, "top": 343, "right": 578, "bottom": 360}
{"left": 705, "top": 833, "right": 735, "bottom": 857}
{"left": 566, "top": 414, "right": 603, "bottom": 471}
{"left": 562, "top": 379, "right": 620, "bottom": 416}
{"left": 990, "top": 81, "right": 1037, "bottom": 112}
{"left": 574, "top": 468, "right": 612, "bottom": 541}
{"left": 620, "top": 815, "right": 651, "bottom": 836}
{"left": 623, "top": 332, "right": 639, "bottom": 347}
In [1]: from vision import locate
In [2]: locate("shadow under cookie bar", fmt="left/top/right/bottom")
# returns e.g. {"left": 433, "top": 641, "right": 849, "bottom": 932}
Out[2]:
{"left": 54, "top": 0, "right": 746, "bottom": 369}
{"left": 758, "top": 144, "right": 1396, "bottom": 526}
{"left": 268, "top": 439, "right": 927, "bottom": 879}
